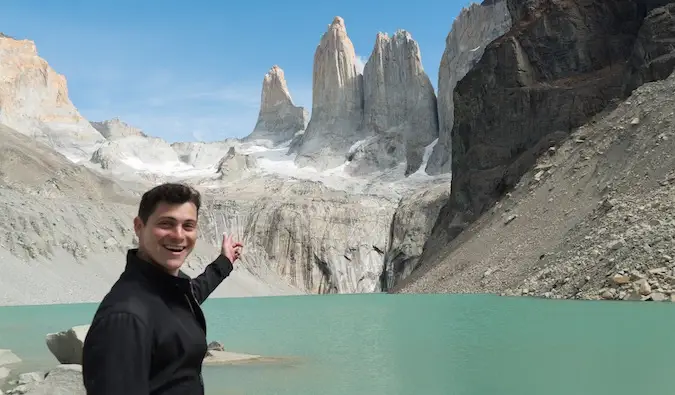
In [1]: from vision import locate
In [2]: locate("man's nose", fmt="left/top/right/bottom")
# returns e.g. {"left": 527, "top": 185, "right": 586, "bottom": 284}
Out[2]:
{"left": 170, "top": 225, "right": 185, "bottom": 239}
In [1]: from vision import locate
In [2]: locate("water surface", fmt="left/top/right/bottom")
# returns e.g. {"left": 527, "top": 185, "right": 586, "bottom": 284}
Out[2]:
{"left": 0, "top": 294, "right": 673, "bottom": 395}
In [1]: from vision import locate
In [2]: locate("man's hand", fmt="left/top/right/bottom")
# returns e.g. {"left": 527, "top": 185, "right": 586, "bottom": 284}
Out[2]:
{"left": 222, "top": 233, "right": 243, "bottom": 263}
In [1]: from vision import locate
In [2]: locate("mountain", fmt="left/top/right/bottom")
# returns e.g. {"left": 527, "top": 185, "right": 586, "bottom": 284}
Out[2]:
{"left": 0, "top": 34, "right": 105, "bottom": 161}
{"left": 242, "top": 65, "right": 309, "bottom": 147}
{"left": 393, "top": 0, "right": 675, "bottom": 300}
{"left": 3, "top": 0, "right": 675, "bottom": 305}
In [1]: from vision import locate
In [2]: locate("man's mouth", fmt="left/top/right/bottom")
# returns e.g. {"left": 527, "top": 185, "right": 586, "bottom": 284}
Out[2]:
{"left": 164, "top": 245, "right": 186, "bottom": 253}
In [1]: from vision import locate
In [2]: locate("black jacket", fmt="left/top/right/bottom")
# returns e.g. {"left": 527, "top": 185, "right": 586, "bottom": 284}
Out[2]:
{"left": 82, "top": 248, "right": 234, "bottom": 395}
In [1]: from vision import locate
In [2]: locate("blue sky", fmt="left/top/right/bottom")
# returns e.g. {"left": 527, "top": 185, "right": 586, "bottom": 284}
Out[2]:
{"left": 1, "top": 0, "right": 471, "bottom": 142}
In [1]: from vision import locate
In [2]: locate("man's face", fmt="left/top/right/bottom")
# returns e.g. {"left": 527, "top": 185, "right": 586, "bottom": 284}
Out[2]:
{"left": 133, "top": 201, "right": 198, "bottom": 275}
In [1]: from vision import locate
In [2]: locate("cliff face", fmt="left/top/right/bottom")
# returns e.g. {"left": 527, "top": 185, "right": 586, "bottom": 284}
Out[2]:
{"left": 407, "top": 0, "right": 675, "bottom": 288}
{"left": 197, "top": 180, "right": 397, "bottom": 294}
{"left": 425, "top": 1, "right": 512, "bottom": 175}
{"left": 347, "top": 30, "right": 439, "bottom": 176}
{"left": 243, "top": 65, "right": 309, "bottom": 147}
{"left": 291, "top": 17, "right": 365, "bottom": 170}
{"left": 0, "top": 35, "right": 105, "bottom": 161}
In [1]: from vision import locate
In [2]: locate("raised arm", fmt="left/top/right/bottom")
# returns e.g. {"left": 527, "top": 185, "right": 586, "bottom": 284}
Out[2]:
{"left": 190, "top": 254, "right": 234, "bottom": 304}
{"left": 82, "top": 311, "right": 152, "bottom": 395}
{"left": 190, "top": 233, "right": 242, "bottom": 304}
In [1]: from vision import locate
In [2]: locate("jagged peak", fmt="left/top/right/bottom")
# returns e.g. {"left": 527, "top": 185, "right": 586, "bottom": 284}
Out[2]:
{"left": 329, "top": 16, "right": 346, "bottom": 31}
{"left": 260, "top": 64, "right": 295, "bottom": 110}
{"left": 90, "top": 118, "right": 146, "bottom": 139}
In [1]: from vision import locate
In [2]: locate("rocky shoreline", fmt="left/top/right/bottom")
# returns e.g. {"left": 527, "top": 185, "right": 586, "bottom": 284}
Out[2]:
{"left": 0, "top": 325, "right": 290, "bottom": 395}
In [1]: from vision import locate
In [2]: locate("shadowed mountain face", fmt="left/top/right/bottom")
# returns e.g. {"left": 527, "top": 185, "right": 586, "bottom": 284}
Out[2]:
{"left": 394, "top": 0, "right": 675, "bottom": 297}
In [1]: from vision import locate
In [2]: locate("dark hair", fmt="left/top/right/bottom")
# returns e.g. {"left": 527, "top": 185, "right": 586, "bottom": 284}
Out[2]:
{"left": 137, "top": 183, "right": 201, "bottom": 223}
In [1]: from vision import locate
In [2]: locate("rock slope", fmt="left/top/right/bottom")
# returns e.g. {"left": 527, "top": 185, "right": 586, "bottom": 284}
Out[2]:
{"left": 290, "top": 17, "right": 365, "bottom": 170}
{"left": 394, "top": 62, "right": 675, "bottom": 300}
{"left": 89, "top": 117, "right": 146, "bottom": 140}
{"left": 0, "top": 35, "right": 105, "bottom": 161}
{"left": 425, "top": 0, "right": 512, "bottom": 174}
{"left": 243, "top": 65, "right": 308, "bottom": 147}
{"left": 347, "top": 30, "right": 438, "bottom": 177}
{"left": 417, "top": 0, "right": 675, "bottom": 275}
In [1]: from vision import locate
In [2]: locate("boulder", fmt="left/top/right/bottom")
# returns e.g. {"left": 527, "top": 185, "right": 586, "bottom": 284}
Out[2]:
{"left": 45, "top": 325, "right": 89, "bottom": 364}
{"left": 21, "top": 365, "right": 83, "bottom": 395}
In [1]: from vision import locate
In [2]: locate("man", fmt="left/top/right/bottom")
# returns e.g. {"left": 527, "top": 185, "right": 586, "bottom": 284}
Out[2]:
{"left": 82, "top": 182, "right": 243, "bottom": 395}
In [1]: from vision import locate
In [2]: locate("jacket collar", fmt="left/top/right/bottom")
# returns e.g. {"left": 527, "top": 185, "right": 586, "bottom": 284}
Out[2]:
{"left": 124, "top": 248, "right": 193, "bottom": 294}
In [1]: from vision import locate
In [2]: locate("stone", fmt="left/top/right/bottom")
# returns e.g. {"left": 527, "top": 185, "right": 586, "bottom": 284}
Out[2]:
{"left": 207, "top": 341, "right": 225, "bottom": 351}
{"left": 635, "top": 278, "right": 652, "bottom": 296}
{"left": 611, "top": 274, "right": 631, "bottom": 285}
{"left": 649, "top": 292, "right": 667, "bottom": 301}
{"left": 20, "top": 365, "right": 84, "bottom": 395}
{"left": 45, "top": 325, "right": 90, "bottom": 364}
{"left": 243, "top": 65, "right": 309, "bottom": 147}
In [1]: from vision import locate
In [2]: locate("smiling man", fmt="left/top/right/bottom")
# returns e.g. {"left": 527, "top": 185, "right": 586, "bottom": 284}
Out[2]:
{"left": 82, "top": 182, "right": 243, "bottom": 395}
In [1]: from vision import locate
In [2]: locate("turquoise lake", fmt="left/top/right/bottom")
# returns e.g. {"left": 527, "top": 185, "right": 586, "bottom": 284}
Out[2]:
{"left": 0, "top": 293, "right": 674, "bottom": 395}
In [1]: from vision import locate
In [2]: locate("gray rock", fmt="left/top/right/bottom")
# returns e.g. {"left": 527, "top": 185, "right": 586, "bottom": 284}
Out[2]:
{"left": 22, "top": 365, "right": 83, "bottom": 395}
{"left": 243, "top": 65, "right": 309, "bottom": 147}
{"left": 45, "top": 325, "right": 89, "bottom": 364}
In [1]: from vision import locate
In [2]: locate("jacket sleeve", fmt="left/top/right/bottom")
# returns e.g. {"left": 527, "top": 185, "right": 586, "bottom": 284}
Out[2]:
{"left": 190, "top": 254, "right": 234, "bottom": 304}
{"left": 82, "top": 311, "right": 152, "bottom": 395}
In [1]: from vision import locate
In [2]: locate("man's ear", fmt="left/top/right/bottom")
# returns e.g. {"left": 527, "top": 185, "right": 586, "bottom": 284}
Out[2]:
{"left": 133, "top": 216, "right": 143, "bottom": 237}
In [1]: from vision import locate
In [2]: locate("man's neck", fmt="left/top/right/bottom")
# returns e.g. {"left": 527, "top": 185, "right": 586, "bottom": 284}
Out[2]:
{"left": 135, "top": 249, "right": 180, "bottom": 276}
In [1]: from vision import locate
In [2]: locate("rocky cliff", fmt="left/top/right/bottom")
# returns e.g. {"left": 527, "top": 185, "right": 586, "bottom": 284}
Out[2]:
{"left": 347, "top": 30, "right": 438, "bottom": 177}
{"left": 425, "top": 0, "right": 512, "bottom": 175}
{"left": 290, "top": 17, "right": 365, "bottom": 170}
{"left": 396, "top": 0, "right": 675, "bottom": 295}
{"left": 0, "top": 35, "right": 105, "bottom": 161}
{"left": 395, "top": 68, "right": 675, "bottom": 301}
{"left": 243, "top": 65, "right": 308, "bottom": 147}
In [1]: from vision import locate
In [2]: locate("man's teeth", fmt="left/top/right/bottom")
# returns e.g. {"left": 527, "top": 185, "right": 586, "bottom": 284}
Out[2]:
{"left": 164, "top": 245, "right": 185, "bottom": 252}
